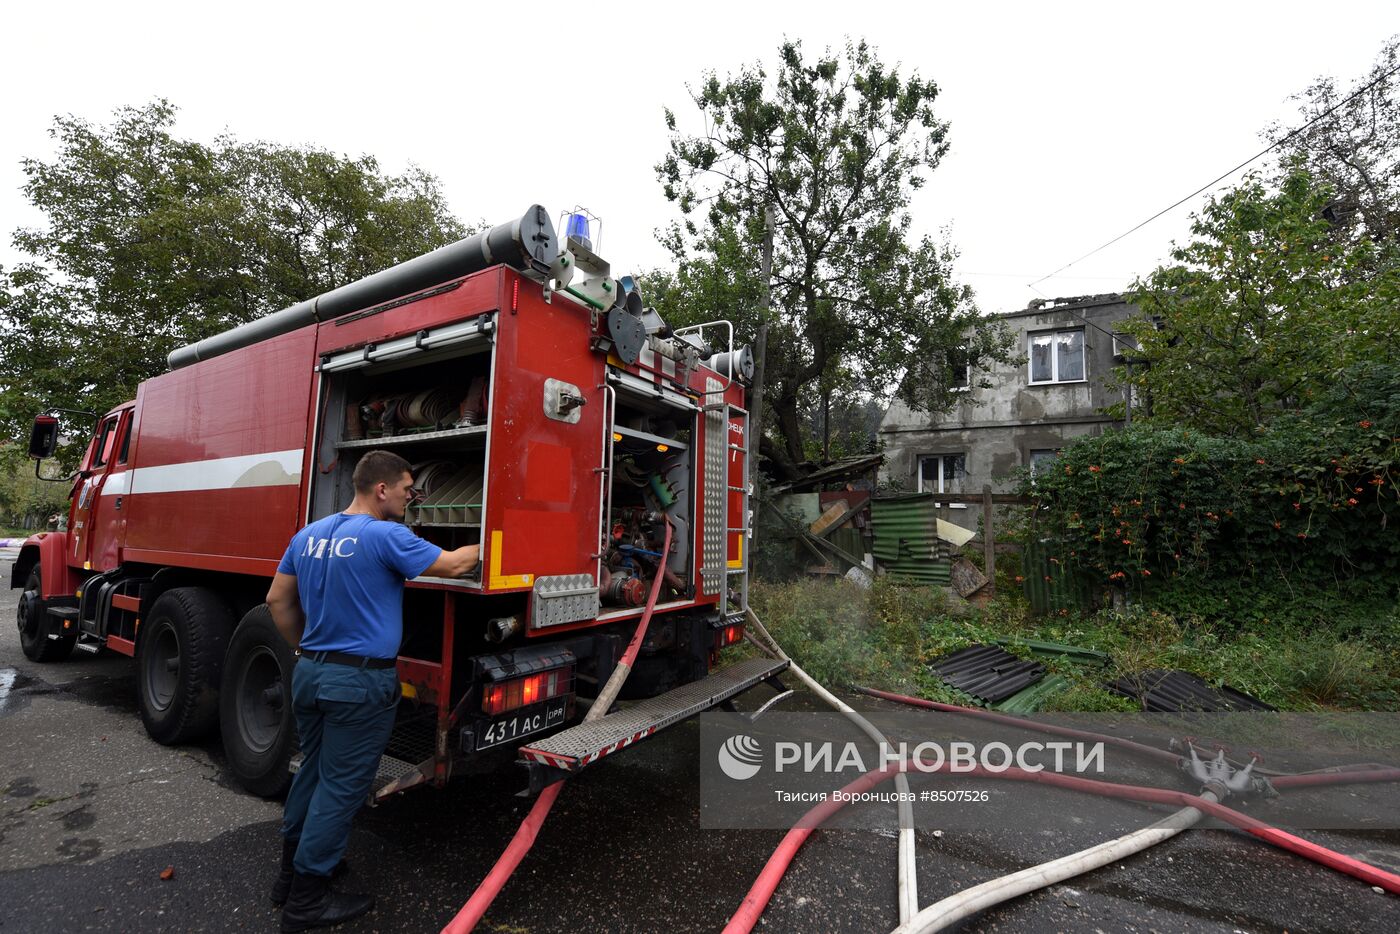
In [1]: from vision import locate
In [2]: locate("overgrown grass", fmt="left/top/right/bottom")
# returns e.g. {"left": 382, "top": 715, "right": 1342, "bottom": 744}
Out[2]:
{"left": 749, "top": 578, "right": 1400, "bottom": 712}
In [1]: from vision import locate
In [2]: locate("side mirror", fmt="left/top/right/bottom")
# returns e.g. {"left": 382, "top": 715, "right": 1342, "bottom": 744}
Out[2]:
{"left": 28, "top": 415, "right": 59, "bottom": 460}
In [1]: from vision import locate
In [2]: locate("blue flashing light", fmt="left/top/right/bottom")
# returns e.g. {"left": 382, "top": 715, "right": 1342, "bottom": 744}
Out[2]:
{"left": 565, "top": 213, "right": 592, "bottom": 250}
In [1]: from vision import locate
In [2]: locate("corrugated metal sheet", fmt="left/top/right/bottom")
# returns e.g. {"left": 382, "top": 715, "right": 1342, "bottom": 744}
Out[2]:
{"left": 1108, "top": 670, "right": 1276, "bottom": 712}
{"left": 995, "top": 638, "right": 1112, "bottom": 667}
{"left": 829, "top": 526, "right": 866, "bottom": 565}
{"left": 1021, "top": 537, "right": 1094, "bottom": 616}
{"left": 871, "top": 493, "right": 952, "bottom": 585}
{"left": 929, "top": 645, "right": 1046, "bottom": 704}
{"left": 994, "top": 674, "right": 1070, "bottom": 713}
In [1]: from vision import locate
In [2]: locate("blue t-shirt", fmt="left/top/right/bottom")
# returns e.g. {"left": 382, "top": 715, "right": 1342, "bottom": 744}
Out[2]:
{"left": 276, "top": 513, "right": 441, "bottom": 660}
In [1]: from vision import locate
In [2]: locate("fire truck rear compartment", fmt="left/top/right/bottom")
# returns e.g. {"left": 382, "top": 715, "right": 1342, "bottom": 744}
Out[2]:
{"left": 602, "top": 390, "right": 695, "bottom": 609}
{"left": 313, "top": 344, "right": 490, "bottom": 584}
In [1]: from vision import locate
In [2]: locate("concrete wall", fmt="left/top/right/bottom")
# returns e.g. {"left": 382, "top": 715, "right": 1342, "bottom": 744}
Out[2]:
{"left": 879, "top": 296, "right": 1138, "bottom": 530}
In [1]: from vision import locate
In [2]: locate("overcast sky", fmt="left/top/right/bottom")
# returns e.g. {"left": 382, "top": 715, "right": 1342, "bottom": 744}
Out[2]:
{"left": 2, "top": 2, "right": 1397, "bottom": 315}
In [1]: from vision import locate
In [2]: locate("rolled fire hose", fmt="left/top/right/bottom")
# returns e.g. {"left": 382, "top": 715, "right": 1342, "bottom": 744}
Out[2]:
{"left": 440, "top": 520, "right": 674, "bottom": 934}
{"left": 741, "top": 608, "right": 920, "bottom": 925}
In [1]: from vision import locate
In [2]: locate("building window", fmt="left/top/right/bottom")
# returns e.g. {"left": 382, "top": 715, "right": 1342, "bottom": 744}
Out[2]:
{"left": 918, "top": 454, "right": 966, "bottom": 494}
{"left": 1029, "top": 448, "right": 1060, "bottom": 477}
{"left": 1028, "top": 328, "right": 1085, "bottom": 384}
{"left": 1111, "top": 332, "right": 1138, "bottom": 360}
{"left": 946, "top": 345, "right": 971, "bottom": 391}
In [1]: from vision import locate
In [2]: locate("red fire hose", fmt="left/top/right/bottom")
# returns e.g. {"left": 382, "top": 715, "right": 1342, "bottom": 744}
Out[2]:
{"left": 441, "top": 520, "right": 674, "bottom": 934}
{"left": 1271, "top": 769, "right": 1400, "bottom": 789}
{"left": 855, "top": 685, "right": 1185, "bottom": 768}
{"left": 722, "top": 685, "right": 1400, "bottom": 933}
{"left": 724, "top": 757, "right": 1400, "bottom": 934}
{"left": 857, "top": 686, "right": 1399, "bottom": 781}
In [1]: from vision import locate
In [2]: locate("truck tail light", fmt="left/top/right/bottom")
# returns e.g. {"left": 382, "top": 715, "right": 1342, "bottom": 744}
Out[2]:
{"left": 481, "top": 666, "right": 574, "bottom": 716}
{"left": 713, "top": 623, "right": 744, "bottom": 649}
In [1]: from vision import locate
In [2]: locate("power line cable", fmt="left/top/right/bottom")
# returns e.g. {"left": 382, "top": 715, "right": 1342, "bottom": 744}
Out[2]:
{"left": 1028, "top": 57, "right": 1400, "bottom": 290}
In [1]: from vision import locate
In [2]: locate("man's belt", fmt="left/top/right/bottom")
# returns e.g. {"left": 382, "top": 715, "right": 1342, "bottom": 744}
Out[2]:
{"left": 299, "top": 649, "right": 397, "bottom": 670}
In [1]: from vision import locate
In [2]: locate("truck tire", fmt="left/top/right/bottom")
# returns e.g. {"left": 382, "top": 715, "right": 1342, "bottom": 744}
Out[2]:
{"left": 219, "top": 606, "right": 297, "bottom": 798}
{"left": 137, "top": 587, "right": 233, "bottom": 745}
{"left": 17, "top": 565, "right": 77, "bottom": 663}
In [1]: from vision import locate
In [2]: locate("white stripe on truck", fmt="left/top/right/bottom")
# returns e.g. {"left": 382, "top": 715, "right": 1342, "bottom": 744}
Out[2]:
{"left": 122, "top": 449, "right": 304, "bottom": 495}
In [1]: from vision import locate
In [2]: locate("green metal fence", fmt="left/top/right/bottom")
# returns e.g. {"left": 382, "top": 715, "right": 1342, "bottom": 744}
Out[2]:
{"left": 1021, "top": 537, "right": 1096, "bottom": 615}
{"left": 870, "top": 494, "right": 953, "bottom": 586}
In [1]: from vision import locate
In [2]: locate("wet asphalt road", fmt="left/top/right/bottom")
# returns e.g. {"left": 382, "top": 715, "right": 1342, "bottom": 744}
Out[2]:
{"left": 2, "top": 548, "right": 1399, "bottom": 933}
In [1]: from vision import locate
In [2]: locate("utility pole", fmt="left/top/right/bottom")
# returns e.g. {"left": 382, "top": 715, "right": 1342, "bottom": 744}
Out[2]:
{"left": 748, "top": 204, "right": 775, "bottom": 546}
{"left": 822, "top": 390, "right": 830, "bottom": 461}
{"left": 1124, "top": 366, "right": 1133, "bottom": 427}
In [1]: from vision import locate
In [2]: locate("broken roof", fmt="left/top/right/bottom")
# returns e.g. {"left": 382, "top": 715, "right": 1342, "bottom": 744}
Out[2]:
{"left": 769, "top": 453, "right": 884, "bottom": 495}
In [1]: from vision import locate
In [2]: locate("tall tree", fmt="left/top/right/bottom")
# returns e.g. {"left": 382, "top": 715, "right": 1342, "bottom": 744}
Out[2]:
{"left": 1264, "top": 36, "right": 1400, "bottom": 245}
{"left": 654, "top": 40, "right": 1007, "bottom": 476}
{"left": 1123, "top": 169, "right": 1400, "bottom": 437}
{"left": 0, "top": 100, "right": 466, "bottom": 455}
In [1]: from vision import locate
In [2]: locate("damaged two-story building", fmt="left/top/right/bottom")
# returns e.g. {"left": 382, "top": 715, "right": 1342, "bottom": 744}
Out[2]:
{"left": 879, "top": 293, "right": 1139, "bottom": 531}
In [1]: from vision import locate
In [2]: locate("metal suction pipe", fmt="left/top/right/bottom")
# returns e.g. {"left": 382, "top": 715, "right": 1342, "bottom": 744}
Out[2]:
{"left": 167, "top": 205, "right": 558, "bottom": 369}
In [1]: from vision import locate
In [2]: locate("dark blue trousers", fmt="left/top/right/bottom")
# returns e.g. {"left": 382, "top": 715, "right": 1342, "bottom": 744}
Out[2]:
{"left": 281, "top": 657, "right": 399, "bottom": 876}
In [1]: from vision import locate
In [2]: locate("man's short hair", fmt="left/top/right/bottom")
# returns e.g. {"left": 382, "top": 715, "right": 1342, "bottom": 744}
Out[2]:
{"left": 353, "top": 450, "right": 413, "bottom": 495}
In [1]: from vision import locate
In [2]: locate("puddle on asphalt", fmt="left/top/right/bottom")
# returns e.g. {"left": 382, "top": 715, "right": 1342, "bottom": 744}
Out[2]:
{"left": 54, "top": 673, "right": 139, "bottom": 714}
{"left": 0, "top": 668, "right": 39, "bottom": 717}
{"left": 0, "top": 666, "right": 136, "bottom": 717}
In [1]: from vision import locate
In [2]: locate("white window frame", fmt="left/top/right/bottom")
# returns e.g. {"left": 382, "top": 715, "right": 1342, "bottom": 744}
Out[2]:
{"left": 1111, "top": 332, "right": 1138, "bottom": 359}
{"left": 917, "top": 453, "right": 968, "bottom": 507}
{"left": 1027, "top": 327, "right": 1086, "bottom": 385}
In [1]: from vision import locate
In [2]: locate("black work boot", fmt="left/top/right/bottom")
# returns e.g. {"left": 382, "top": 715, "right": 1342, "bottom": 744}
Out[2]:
{"left": 280, "top": 871, "right": 374, "bottom": 932}
{"left": 271, "top": 840, "right": 348, "bottom": 906}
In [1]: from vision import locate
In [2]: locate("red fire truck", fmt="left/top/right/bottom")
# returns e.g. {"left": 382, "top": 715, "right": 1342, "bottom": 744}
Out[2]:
{"left": 13, "top": 206, "right": 786, "bottom": 798}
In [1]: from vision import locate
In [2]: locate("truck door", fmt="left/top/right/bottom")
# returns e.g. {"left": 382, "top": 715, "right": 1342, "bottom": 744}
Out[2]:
{"left": 71, "top": 410, "right": 128, "bottom": 572}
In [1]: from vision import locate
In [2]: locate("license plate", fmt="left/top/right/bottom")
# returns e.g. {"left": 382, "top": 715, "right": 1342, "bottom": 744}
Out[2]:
{"left": 475, "top": 698, "right": 569, "bottom": 751}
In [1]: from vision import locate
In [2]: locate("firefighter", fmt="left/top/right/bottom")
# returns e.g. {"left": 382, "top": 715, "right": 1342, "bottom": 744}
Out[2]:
{"left": 265, "top": 450, "right": 479, "bottom": 931}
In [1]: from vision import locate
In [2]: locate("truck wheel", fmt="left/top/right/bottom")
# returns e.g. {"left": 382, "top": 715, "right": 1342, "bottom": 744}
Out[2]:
{"left": 219, "top": 606, "right": 296, "bottom": 798}
{"left": 17, "top": 565, "right": 76, "bottom": 663}
{"left": 137, "top": 587, "right": 233, "bottom": 745}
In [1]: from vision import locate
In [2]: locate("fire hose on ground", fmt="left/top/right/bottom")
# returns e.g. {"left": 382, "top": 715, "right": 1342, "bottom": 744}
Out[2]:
{"left": 740, "top": 607, "right": 920, "bottom": 923}
{"left": 441, "top": 581, "right": 1398, "bottom": 933}
{"left": 440, "top": 519, "right": 674, "bottom": 934}
{"left": 716, "top": 647, "right": 1400, "bottom": 934}
{"left": 720, "top": 753, "right": 1400, "bottom": 934}
{"left": 856, "top": 685, "right": 1397, "bottom": 781}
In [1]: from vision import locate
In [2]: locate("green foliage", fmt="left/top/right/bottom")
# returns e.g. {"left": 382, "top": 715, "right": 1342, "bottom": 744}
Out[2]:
{"left": 751, "top": 578, "right": 1399, "bottom": 712}
{"left": 0, "top": 100, "right": 467, "bottom": 463}
{"left": 654, "top": 40, "right": 1010, "bottom": 473}
{"left": 1128, "top": 40, "right": 1400, "bottom": 438}
{"left": 0, "top": 447, "right": 68, "bottom": 530}
{"left": 1123, "top": 170, "right": 1400, "bottom": 437}
{"left": 1264, "top": 36, "right": 1400, "bottom": 245}
{"left": 750, "top": 578, "right": 930, "bottom": 693}
{"left": 1019, "top": 365, "right": 1399, "bottom": 631}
